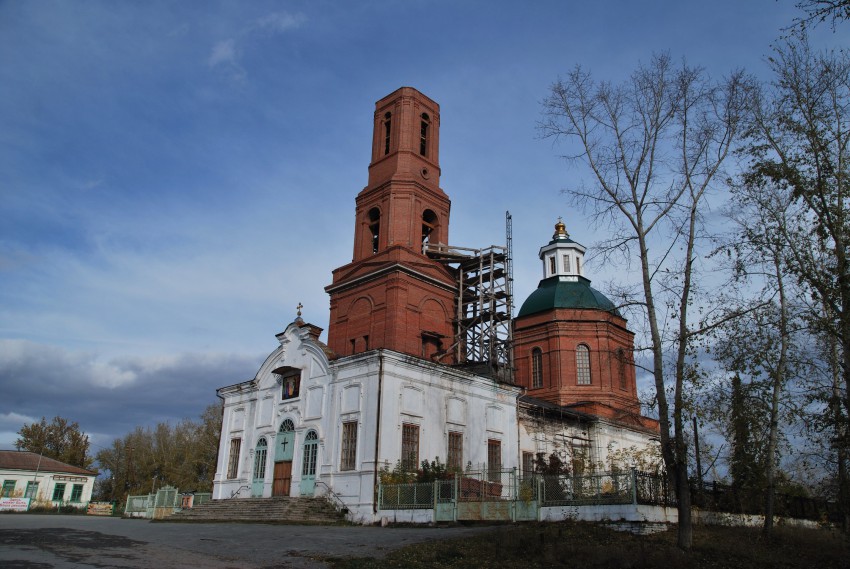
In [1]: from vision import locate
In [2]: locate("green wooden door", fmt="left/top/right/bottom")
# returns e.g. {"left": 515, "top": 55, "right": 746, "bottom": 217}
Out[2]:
{"left": 276, "top": 420, "right": 295, "bottom": 461}
{"left": 299, "top": 430, "right": 318, "bottom": 496}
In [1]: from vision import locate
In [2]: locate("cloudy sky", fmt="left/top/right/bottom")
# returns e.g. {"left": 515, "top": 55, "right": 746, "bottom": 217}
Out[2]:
{"left": 0, "top": 1, "right": 842, "bottom": 455}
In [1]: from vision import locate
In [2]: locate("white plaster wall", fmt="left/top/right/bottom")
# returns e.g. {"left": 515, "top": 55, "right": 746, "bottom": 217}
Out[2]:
{"left": 0, "top": 468, "right": 95, "bottom": 507}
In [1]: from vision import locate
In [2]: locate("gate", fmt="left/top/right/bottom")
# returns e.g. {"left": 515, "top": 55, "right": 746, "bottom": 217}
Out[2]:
{"left": 456, "top": 469, "right": 515, "bottom": 521}
{"left": 379, "top": 468, "right": 539, "bottom": 522}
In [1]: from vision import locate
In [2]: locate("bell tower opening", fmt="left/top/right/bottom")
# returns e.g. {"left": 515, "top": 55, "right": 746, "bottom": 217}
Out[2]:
{"left": 368, "top": 207, "right": 381, "bottom": 254}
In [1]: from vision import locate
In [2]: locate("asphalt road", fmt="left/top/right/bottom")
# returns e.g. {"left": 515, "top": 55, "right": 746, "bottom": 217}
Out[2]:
{"left": 0, "top": 514, "right": 492, "bottom": 568}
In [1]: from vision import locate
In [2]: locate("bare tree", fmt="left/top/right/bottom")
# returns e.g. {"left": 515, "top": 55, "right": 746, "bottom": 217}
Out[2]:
{"left": 744, "top": 34, "right": 850, "bottom": 532}
{"left": 721, "top": 171, "right": 808, "bottom": 533}
{"left": 541, "top": 54, "right": 751, "bottom": 549}
{"left": 793, "top": 0, "right": 850, "bottom": 29}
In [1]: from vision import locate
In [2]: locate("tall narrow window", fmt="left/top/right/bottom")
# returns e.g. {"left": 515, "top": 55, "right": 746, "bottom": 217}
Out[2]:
{"left": 227, "top": 438, "right": 242, "bottom": 479}
{"left": 447, "top": 431, "right": 463, "bottom": 470}
{"left": 419, "top": 113, "right": 429, "bottom": 156}
{"left": 548, "top": 256, "right": 556, "bottom": 275}
{"left": 487, "top": 439, "right": 502, "bottom": 482}
{"left": 522, "top": 452, "right": 534, "bottom": 478}
{"left": 401, "top": 423, "right": 420, "bottom": 471}
{"left": 617, "top": 348, "right": 627, "bottom": 390}
{"left": 254, "top": 437, "right": 268, "bottom": 480}
{"left": 531, "top": 348, "right": 543, "bottom": 389}
{"left": 576, "top": 344, "right": 591, "bottom": 385}
{"left": 576, "top": 257, "right": 581, "bottom": 275}
{"left": 341, "top": 421, "right": 358, "bottom": 471}
{"left": 383, "top": 112, "right": 392, "bottom": 155}
{"left": 302, "top": 430, "right": 318, "bottom": 477}
{"left": 368, "top": 208, "right": 380, "bottom": 254}
{"left": 25, "top": 482, "right": 38, "bottom": 499}
{"left": 563, "top": 255, "right": 571, "bottom": 272}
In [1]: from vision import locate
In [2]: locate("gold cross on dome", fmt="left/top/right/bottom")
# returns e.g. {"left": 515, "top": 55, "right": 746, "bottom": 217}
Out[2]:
{"left": 296, "top": 302, "right": 303, "bottom": 317}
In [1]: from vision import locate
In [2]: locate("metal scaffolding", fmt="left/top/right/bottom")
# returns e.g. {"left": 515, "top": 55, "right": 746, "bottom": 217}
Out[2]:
{"left": 424, "top": 225, "right": 513, "bottom": 382}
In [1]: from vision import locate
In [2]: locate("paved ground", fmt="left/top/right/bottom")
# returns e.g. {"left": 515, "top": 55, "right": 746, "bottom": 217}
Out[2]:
{"left": 0, "top": 514, "right": 492, "bottom": 568}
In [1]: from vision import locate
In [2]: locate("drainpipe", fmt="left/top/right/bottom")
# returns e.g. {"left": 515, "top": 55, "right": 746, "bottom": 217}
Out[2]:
{"left": 373, "top": 351, "right": 384, "bottom": 514}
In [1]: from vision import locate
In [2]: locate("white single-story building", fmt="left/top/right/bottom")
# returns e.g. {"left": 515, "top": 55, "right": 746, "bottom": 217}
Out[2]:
{"left": 0, "top": 450, "right": 97, "bottom": 510}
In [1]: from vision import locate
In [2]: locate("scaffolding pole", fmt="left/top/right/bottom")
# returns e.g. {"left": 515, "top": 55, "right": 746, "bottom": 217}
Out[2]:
{"left": 424, "top": 239, "right": 513, "bottom": 383}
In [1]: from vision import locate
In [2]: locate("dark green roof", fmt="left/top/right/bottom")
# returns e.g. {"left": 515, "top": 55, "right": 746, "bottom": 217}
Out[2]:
{"left": 517, "top": 277, "right": 621, "bottom": 318}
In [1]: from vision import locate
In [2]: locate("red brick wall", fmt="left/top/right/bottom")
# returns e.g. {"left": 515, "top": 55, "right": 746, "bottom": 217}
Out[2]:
{"left": 513, "top": 308, "right": 640, "bottom": 415}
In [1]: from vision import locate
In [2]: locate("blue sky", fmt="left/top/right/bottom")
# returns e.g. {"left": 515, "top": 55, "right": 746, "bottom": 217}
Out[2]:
{"left": 0, "top": 1, "right": 843, "bottom": 454}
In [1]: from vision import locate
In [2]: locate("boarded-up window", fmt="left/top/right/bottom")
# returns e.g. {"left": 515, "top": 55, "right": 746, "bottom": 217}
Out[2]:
{"left": 522, "top": 452, "right": 534, "bottom": 477}
{"left": 227, "top": 438, "right": 241, "bottom": 479}
{"left": 341, "top": 421, "right": 357, "bottom": 471}
{"left": 448, "top": 431, "right": 463, "bottom": 470}
{"left": 401, "top": 424, "right": 420, "bottom": 471}
{"left": 487, "top": 440, "right": 502, "bottom": 482}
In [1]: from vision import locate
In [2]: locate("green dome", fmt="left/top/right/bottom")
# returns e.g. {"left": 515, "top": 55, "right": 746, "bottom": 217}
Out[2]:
{"left": 517, "top": 277, "right": 621, "bottom": 318}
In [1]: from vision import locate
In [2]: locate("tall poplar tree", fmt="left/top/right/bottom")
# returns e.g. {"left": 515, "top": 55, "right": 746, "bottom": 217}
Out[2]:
{"left": 541, "top": 54, "right": 751, "bottom": 549}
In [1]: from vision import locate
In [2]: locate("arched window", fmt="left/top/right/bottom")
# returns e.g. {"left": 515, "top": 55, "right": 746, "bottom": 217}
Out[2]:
{"left": 280, "top": 419, "right": 295, "bottom": 433}
{"left": 383, "top": 112, "right": 392, "bottom": 155}
{"left": 422, "top": 209, "right": 437, "bottom": 245}
{"left": 420, "top": 113, "right": 430, "bottom": 156}
{"left": 531, "top": 348, "right": 543, "bottom": 389}
{"left": 253, "top": 437, "right": 268, "bottom": 480}
{"left": 302, "top": 430, "right": 319, "bottom": 477}
{"left": 368, "top": 207, "right": 380, "bottom": 254}
{"left": 576, "top": 344, "right": 591, "bottom": 385}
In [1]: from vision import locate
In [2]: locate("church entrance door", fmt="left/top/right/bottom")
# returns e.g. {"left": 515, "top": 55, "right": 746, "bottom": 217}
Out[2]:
{"left": 299, "top": 430, "right": 318, "bottom": 496}
{"left": 273, "top": 419, "right": 296, "bottom": 497}
{"left": 272, "top": 461, "right": 292, "bottom": 496}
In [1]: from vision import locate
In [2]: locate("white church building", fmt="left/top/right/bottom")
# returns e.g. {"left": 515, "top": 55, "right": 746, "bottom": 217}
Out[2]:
{"left": 212, "top": 87, "right": 660, "bottom": 523}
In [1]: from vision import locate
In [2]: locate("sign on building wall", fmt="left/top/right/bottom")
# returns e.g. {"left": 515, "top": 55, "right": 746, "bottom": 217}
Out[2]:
{"left": 0, "top": 497, "right": 30, "bottom": 512}
{"left": 86, "top": 502, "right": 115, "bottom": 516}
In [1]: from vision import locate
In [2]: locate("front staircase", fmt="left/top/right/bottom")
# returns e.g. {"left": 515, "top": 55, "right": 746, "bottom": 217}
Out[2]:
{"left": 167, "top": 496, "right": 348, "bottom": 524}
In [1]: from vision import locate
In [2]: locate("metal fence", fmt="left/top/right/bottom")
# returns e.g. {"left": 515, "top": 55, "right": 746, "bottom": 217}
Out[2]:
{"left": 124, "top": 488, "right": 212, "bottom": 518}
{"left": 539, "top": 471, "right": 635, "bottom": 506}
{"left": 691, "top": 480, "right": 840, "bottom": 523}
{"left": 379, "top": 469, "right": 839, "bottom": 523}
{"left": 379, "top": 469, "right": 668, "bottom": 510}
{"left": 379, "top": 469, "right": 517, "bottom": 510}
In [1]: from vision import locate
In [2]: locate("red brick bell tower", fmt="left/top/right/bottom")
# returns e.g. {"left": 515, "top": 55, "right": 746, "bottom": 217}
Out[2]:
{"left": 325, "top": 87, "right": 457, "bottom": 361}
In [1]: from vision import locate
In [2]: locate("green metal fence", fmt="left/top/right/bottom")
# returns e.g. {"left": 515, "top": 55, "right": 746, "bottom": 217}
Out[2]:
{"left": 124, "top": 487, "right": 212, "bottom": 518}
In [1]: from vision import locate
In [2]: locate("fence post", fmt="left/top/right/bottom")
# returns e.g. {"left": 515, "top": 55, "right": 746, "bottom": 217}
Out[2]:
{"left": 631, "top": 467, "right": 637, "bottom": 505}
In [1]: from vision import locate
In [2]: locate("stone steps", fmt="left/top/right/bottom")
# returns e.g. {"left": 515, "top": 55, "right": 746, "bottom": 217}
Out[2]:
{"left": 168, "top": 496, "right": 347, "bottom": 524}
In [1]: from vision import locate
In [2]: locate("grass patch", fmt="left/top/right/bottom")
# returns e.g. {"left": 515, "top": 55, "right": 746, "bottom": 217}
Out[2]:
{"left": 329, "top": 522, "right": 849, "bottom": 568}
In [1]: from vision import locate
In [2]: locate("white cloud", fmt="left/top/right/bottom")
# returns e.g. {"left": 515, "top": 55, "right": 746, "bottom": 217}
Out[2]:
{"left": 256, "top": 12, "right": 306, "bottom": 32}
{"left": 207, "top": 38, "right": 237, "bottom": 69}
